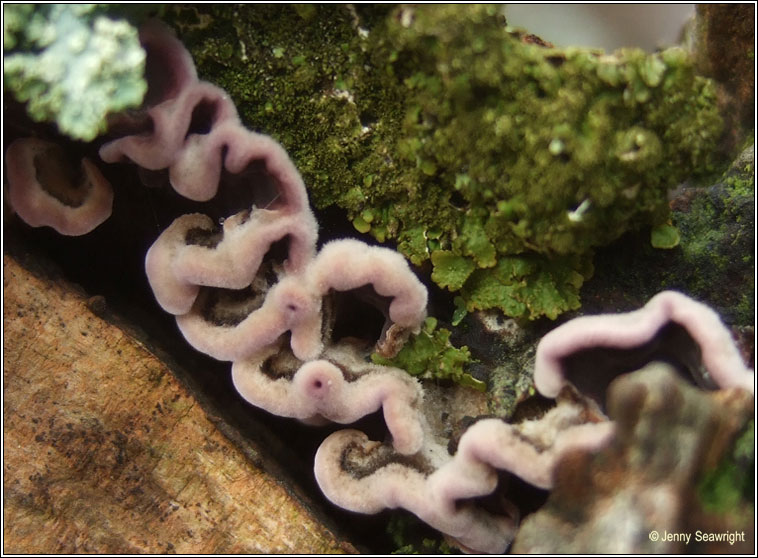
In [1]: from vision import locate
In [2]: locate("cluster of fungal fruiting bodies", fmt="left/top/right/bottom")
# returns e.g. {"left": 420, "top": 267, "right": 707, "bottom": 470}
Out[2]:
{"left": 4, "top": 20, "right": 754, "bottom": 555}
{"left": 315, "top": 289, "right": 754, "bottom": 553}
{"left": 97, "top": 22, "right": 431, "bottom": 456}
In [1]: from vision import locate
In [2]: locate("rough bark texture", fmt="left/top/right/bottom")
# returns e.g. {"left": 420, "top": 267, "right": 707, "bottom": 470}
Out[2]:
{"left": 3, "top": 253, "right": 356, "bottom": 554}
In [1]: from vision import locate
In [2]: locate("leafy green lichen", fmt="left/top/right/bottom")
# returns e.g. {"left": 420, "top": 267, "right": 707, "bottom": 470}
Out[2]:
{"left": 371, "top": 317, "right": 484, "bottom": 391}
{"left": 650, "top": 223, "right": 681, "bottom": 249}
{"left": 461, "top": 253, "right": 593, "bottom": 320}
{"left": 430, "top": 250, "right": 476, "bottom": 291}
{"left": 172, "top": 4, "right": 724, "bottom": 320}
{"left": 4, "top": 4, "right": 146, "bottom": 141}
{"left": 364, "top": 6, "right": 722, "bottom": 319}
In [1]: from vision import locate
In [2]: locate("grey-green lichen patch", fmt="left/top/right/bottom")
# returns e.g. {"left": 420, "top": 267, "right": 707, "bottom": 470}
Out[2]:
{"left": 170, "top": 4, "right": 724, "bottom": 320}
{"left": 4, "top": 4, "right": 146, "bottom": 141}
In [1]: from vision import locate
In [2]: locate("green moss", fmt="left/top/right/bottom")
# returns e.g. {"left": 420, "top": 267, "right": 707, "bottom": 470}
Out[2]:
{"left": 582, "top": 143, "right": 753, "bottom": 326}
{"left": 386, "top": 513, "right": 454, "bottom": 554}
{"left": 670, "top": 149, "right": 754, "bottom": 322}
{"left": 172, "top": 4, "right": 724, "bottom": 320}
{"left": 698, "top": 419, "right": 754, "bottom": 514}
{"left": 371, "top": 317, "right": 485, "bottom": 391}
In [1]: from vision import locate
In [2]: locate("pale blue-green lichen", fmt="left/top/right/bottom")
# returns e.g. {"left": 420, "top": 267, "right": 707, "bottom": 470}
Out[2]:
{"left": 171, "top": 5, "right": 724, "bottom": 321}
{"left": 4, "top": 4, "right": 146, "bottom": 141}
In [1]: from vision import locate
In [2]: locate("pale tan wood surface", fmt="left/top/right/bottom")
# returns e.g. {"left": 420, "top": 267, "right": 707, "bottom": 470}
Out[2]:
{"left": 3, "top": 253, "right": 355, "bottom": 554}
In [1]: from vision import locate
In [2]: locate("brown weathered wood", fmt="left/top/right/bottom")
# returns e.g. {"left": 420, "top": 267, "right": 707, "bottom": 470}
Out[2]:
{"left": 3, "top": 253, "right": 355, "bottom": 554}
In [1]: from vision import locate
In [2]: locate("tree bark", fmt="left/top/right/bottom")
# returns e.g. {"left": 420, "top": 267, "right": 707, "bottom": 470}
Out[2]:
{"left": 3, "top": 253, "right": 356, "bottom": 554}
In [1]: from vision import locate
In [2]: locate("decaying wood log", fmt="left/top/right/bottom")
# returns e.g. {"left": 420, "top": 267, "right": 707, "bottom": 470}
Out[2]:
{"left": 3, "top": 253, "right": 356, "bottom": 554}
